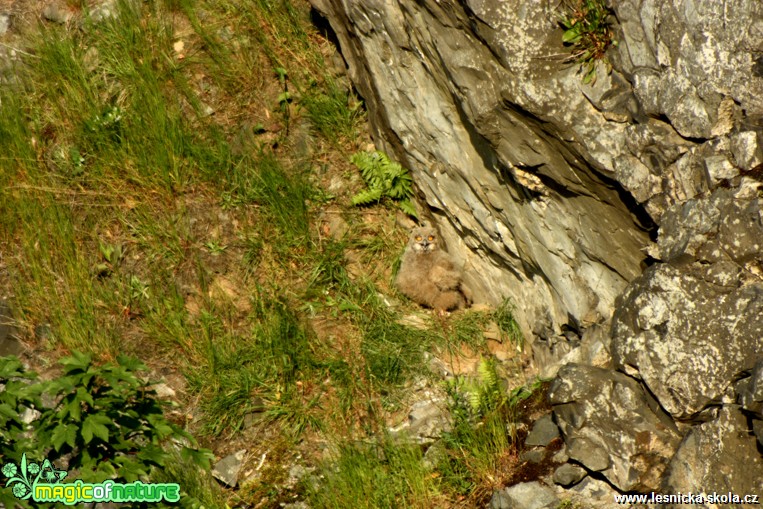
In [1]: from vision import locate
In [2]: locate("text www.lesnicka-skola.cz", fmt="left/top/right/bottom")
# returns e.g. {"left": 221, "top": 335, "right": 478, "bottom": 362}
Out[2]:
{"left": 614, "top": 492, "right": 760, "bottom": 505}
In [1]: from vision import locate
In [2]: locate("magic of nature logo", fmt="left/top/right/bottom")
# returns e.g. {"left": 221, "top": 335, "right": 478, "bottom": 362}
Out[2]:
{"left": 2, "top": 453, "right": 180, "bottom": 505}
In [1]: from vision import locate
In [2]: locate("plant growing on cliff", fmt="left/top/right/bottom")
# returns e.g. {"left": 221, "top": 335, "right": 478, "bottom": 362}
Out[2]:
{"left": 438, "top": 364, "right": 540, "bottom": 504}
{"left": 559, "top": 0, "right": 616, "bottom": 84}
{"left": 350, "top": 150, "right": 417, "bottom": 218}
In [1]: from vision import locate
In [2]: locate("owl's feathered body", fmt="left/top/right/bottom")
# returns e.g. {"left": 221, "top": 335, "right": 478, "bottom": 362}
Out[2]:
{"left": 395, "top": 227, "right": 468, "bottom": 311}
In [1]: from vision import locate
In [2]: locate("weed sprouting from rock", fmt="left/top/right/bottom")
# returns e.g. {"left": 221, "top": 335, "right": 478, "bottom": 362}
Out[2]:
{"left": 558, "top": 0, "right": 617, "bottom": 84}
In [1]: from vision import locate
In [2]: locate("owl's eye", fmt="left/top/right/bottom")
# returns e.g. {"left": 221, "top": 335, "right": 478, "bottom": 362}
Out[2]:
{"left": 427, "top": 236, "right": 434, "bottom": 241}
{"left": 415, "top": 235, "right": 422, "bottom": 241}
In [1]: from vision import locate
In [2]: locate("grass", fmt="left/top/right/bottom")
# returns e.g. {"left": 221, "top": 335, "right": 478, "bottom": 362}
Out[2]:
{"left": 0, "top": 0, "right": 537, "bottom": 507}
{"left": 186, "top": 295, "right": 322, "bottom": 436}
{"left": 438, "top": 373, "right": 543, "bottom": 505}
{"left": 302, "top": 80, "right": 365, "bottom": 144}
{"left": 306, "top": 438, "right": 436, "bottom": 509}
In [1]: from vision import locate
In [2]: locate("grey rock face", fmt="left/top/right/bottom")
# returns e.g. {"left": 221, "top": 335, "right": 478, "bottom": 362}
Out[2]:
{"left": 737, "top": 360, "right": 763, "bottom": 418}
{"left": 311, "top": 0, "right": 763, "bottom": 495}
{"left": 389, "top": 395, "right": 451, "bottom": 444}
{"left": 0, "top": 13, "right": 10, "bottom": 35}
{"left": 310, "top": 0, "right": 650, "bottom": 353}
{"left": 212, "top": 449, "right": 247, "bottom": 487}
{"left": 524, "top": 414, "right": 559, "bottom": 447}
{"left": 663, "top": 406, "right": 763, "bottom": 503}
{"left": 612, "top": 263, "right": 763, "bottom": 420}
{"left": 0, "top": 301, "right": 21, "bottom": 358}
{"left": 549, "top": 364, "right": 681, "bottom": 492}
{"left": 657, "top": 187, "right": 763, "bottom": 265}
{"left": 43, "top": 3, "right": 74, "bottom": 24}
{"left": 490, "top": 481, "right": 558, "bottom": 509}
{"left": 615, "top": 1, "right": 763, "bottom": 140}
{"left": 311, "top": 0, "right": 763, "bottom": 365}
{"left": 566, "top": 476, "right": 623, "bottom": 508}
{"left": 553, "top": 464, "right": 587, "bottom": 487}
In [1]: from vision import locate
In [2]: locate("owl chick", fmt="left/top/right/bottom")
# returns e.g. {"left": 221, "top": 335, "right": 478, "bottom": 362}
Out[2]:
{"left": 395, "top": 227, "right": 468, "bottom": 311}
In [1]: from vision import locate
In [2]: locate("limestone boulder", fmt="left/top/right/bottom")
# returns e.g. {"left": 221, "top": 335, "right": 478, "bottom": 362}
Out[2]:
{"left": 612, "top": 263, "right": 763, "bottom": 420}
{"left": 549, "top": 364, "right": 681, "bottom": 492}
{"left": 663, "top": 406, "right": 763, "bottom": 505}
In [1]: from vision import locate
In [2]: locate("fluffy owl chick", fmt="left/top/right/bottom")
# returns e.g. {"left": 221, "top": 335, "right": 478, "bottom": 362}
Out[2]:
{"left": 396, "top": 227, "right": 468, "bottom": 311}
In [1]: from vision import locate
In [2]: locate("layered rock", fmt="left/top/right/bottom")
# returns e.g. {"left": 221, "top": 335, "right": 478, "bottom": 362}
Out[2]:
{"left": 310, "top": 0, "right": 651, "bottom": 346}
{"left": 311, "top": 0, "right": 763, "bottom": 348}
{"left": 663, "top": 406, "right": 763, "bottom": 504}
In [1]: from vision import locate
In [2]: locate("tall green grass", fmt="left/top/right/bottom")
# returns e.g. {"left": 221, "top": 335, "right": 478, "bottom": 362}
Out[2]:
{"left": 307, "top": 438, "right": 436, "bottom": 509}
{"left": 185, "top": 295, "right": 322, "bottom": 435}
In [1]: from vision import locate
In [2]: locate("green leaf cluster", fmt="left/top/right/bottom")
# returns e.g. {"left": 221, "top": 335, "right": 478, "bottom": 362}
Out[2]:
{"left": 0, "top": 353, "right": 215, "bottom": 508}
{"left": 0, "top": 358, "right": 41, "bottom": 465}
{"left": 559, "top": 0, "right": 616, "bottom": 84}
{"left": 350, "top": 151, "right": 417, "bottom": 218}
{"left": 454, "top": 358, "right": 505, "bottom": 418}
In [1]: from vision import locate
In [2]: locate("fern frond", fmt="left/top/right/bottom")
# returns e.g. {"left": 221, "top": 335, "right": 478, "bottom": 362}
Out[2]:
{"left": 386, "top": 171, "right": 413, "bottom": 199}
{"left": 351, "top": 187, "right": 384, "bottom": 206}
{"left": 350, "top": 150, "right": 416, "bottom": 217}
{"left": 397, "top": 199, "right": 418, "bottom": 218}
{"left": 477, "top": 358, "right": 499, "bottom": 393}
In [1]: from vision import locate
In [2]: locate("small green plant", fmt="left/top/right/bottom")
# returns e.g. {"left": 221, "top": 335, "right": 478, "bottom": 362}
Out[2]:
{"left": 204, "top": 239, "right": 228, "bottom": 255}
{"left": 450, "top": 358, "right": 505, "bottom": 417}
{"left": 360, "top": 312, "right": 434, "bottom": 393}
{"left": 86, "top": 105, "right": 125, "bottom": 142}
{"left": 129, "top": 275, "right": 150, "bottom": 301}
{"left": 275, "top": 67, "right": 292, "bottom": 135}
{"left": 302, "top": 81, "right": 364, "bottom": 144}
{"left": 557, "top": 499, "right": 582, "bottom": 509}
{"left": 186, "top": 297, "right": 320, "bottom": 436}
{"left": 308, "top": 240, "right": 351, "bottom": 293}
{"left": 350, "top": 151, "right": 417, "bottom": 218}
{"left": 0, "top": 358, "right": 41, "bottom": 467}
{"left": 559, "top": 0, "right": 616, "bottom": 84}
{"left": 306, "top": 437, "right": 433, "bottom": 509}
{"left": 94, "top": 240, "right": 124, "bottom": 277}
{"left": 229, "top": 155, "right": 311, "bottom": 245}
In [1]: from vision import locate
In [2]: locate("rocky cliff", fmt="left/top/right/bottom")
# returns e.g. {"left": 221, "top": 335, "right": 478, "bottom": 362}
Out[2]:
{"left": 311, "top": 0, "right": 763, "bottom": 501}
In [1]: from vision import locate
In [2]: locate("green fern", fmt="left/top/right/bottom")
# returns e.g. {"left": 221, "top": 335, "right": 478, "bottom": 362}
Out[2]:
{"left": 457, "top": 358, "right": 504, "bottom": 416}
{"left": 351, "top": 187, "right": 384, "bottom": 206}
{"left": 475, "top": 358, "right": 503, "bottom": 414}
{"left": 350, "top": 150, "right": 417, "bottom": 217}
{"left": 397, "top": 199, "right": 417, "bottom": 218}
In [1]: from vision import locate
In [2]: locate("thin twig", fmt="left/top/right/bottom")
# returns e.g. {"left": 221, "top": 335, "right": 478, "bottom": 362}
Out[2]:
{"left": 7, "top": 184, "right": 112, "bottom": 196}
{"left": 0, "top": 41, "right": 39, "bottom": 59}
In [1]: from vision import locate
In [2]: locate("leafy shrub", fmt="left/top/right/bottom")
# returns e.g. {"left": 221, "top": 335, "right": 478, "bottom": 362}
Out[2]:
{"left": 350, "top": 151, "right": 417, "bottom": 218}
{"left": 0, "top": 358, "right": 41, "bottom": 466}
{"left": 0, "top": 353, "right": 215, "bottom": 508}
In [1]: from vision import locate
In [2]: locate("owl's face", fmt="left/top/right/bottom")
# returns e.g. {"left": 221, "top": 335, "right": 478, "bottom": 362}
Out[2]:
{"left": 410, "top": 227, "right": 438, "bottom": 254}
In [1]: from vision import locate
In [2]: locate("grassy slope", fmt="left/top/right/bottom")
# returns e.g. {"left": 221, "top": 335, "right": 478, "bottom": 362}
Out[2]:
{"left": 0, "top": 1, "right": 536, "bottom": 507}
